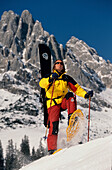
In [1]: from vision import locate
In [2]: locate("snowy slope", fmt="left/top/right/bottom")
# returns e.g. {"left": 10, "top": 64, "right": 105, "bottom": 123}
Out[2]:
{"left": 20, "top": 135, "right": 112, "bottom": 170}
{"left": 0, "top": 89, "right": 112, "bottom": 156}
{"left": 0, "top": 126, "right": 45, "bottom": 156}
{"left": 0, "top": 10, "right": 112, "bottom": 170}
{"left": 0, "top": 89, "right": 21, "bottom": 110}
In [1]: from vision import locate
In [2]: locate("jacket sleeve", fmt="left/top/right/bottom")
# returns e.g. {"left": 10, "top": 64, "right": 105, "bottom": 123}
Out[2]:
{"left": 66, "top": 75, "right": 87, "bottom": 98}
{"left": 74, "top": 83, "right": 87, "bottom": 98}
{"left": 39, "top": 77, "right": 50, "bottom": 89}
{"left": 39, "top": 74, "right": 51, "bottom": 89}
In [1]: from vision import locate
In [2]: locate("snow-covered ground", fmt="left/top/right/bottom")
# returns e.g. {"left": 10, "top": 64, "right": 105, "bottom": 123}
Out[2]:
{"left": 0, "top": 88, "right": 112, "bottom": 168}
{"left": 0, "top": 126, "right": 45, "bottom": 156}
{"left": 0, "top": 104, "right": 112, "bottom": 158}
{"left": 100, "top": 88, "right": 112, "bottom": 105}
{"left": 19, "top": 135, "right": 112, "bottom": 170}
{"left": 0, "top": 89, "right": 21, "bottom": 109}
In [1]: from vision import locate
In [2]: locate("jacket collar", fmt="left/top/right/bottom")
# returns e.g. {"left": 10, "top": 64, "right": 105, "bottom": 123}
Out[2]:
{"left": 53, "top": 70, "right": 66, "bottom": 78}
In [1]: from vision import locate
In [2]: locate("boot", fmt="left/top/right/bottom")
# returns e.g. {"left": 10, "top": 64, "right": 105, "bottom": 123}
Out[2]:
{"left": 48, "top": 149, "right": 56, "bottom": 155}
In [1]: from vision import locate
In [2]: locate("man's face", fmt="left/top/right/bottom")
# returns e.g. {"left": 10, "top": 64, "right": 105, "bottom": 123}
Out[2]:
{"left": 54, "top": 60, "right": 64, "bottom": 72}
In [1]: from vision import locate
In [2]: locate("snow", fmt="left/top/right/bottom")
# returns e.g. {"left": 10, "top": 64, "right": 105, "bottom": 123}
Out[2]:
{"left": 0, "top": 126, "right": 45, "bottom": 156}
{"left": 19, "top": 135, "right": 112, "bottom": 170}
{"left": 100, "top": 88, "right": 112, "bottom": 105}
{"left": 0, "top": 71, "right": 16, "bottom": 81}
{"left": 22, "top": 48, "right": 26, "bottom": 60}
{"left": 0, "top": 87, "right": 112, "bottom": 169}
{"left": 1, "top": 105, "right": 112, "bottom": 160}
{"left": 0, "top": 89, "right": 21, "bottom": 109}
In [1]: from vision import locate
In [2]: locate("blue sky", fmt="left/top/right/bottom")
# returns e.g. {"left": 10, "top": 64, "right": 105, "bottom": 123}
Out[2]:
{"left": 0, "top": 0, "right": 112, "bottom": 62}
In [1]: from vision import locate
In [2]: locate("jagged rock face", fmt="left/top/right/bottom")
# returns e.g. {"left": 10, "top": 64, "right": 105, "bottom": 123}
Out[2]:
{"left": 0, "top": 10, "right": 64, "bottom": 73}
{"left": 0, "top": 10, "right": 111, "bottom": 93}
{"left": 0, "top": 10, "right": 112, "bottom": 129}
{"left": 66, "top": 36, "right": 112, "bottom": 92}
{"left": 0, "top": 10, "right": 20, "bottom": 48}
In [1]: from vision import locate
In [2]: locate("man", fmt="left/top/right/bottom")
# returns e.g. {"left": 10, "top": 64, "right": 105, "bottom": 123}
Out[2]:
{"left": 39, "top": 59, "right": 93, "bottom": 154}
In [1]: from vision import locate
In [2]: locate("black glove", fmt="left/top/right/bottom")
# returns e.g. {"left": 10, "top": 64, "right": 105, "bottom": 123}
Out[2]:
{"left": 85, "top": 90, "right": 93, "bottom": 99}
{"left": 49, "top": 73, "right": 59, "bottom": 83}
{"left": 52, "top": 73, "right": 59, "bottom": 79}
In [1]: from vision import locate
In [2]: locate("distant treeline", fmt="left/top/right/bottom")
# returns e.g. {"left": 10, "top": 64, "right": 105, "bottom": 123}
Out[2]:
{"left": 0, "top": 135, "right": 46, "bottom": 170}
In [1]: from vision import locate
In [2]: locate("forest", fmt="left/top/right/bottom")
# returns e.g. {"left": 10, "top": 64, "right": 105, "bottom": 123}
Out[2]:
{"left": 0, "top": 136, "right": 46, "bottom": 170}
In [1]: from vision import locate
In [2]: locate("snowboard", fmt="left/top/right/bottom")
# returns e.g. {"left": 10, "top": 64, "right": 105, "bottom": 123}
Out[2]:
{"left": 39, "top": 44, "right": 51, "bottom": 127}
{"left": 53, "top": 109, "right": 85, "bottom": 154}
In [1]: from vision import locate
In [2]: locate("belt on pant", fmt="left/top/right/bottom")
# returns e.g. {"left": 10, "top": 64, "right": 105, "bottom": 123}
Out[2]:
{"left": 45, "top": 95, "right": 62, "bottom": 105}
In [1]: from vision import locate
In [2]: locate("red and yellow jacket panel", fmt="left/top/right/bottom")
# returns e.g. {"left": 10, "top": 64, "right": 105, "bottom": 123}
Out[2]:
{"left": 39, "top": 70, "right": 87, "bottom": 108}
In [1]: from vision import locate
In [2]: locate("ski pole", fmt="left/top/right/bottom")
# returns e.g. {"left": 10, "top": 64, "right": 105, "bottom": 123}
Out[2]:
{"left": 88, "top": 96, "right": 91, "bottom": 142}
{"left": 44, "top": 125, "right": 48, "bottom": 140}
{"left": 44, "top": 79, "right": 55, "bottom": 139}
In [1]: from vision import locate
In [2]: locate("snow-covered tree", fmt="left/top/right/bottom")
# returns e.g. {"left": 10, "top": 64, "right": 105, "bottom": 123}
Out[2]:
{"left": 0, "top": 140, "right": 4, "bottom": 170}
{"left": 5, "top": 139, "right": 18, "bottom": 170}
{"left": 20, "top": 135, "right": 30, "bottom": 157}
{"left": 31, "top": 147, "right": 37, "bottom": 161}
{"left": 38, "top": 138, "right": 46, "bottom": 158}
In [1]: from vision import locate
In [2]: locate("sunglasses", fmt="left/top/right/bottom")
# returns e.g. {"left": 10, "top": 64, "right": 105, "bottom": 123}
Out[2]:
{"left": 55, "top": 62, "right": 63, "bottom": 65}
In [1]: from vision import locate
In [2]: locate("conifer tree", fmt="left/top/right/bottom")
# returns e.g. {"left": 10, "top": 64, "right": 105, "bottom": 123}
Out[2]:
{"left": 38, "top": 138, "right": 46, "bottom": 158}
{"left": 5, "top": 140, "right": 20, "bottom": 170}
{"left": 0, "top": 140, "right": 4, "bottom": 170}
{"left": 19, "top": 135, "right": 31, "bottom": 166}
{"left": 20, "top": 135, "right": 30, "bottom": 157}
{"left": 5, "top": 139, "right": 15, "bottom": 170}
{"left": 31, "top": 147, "right": 37, "bottom": 161}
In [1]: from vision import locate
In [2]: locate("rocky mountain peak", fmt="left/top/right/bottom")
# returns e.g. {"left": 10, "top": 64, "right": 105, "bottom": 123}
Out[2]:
{"left": 66, "top": 36, "right": 112, "bottom": 91}
{"left": 21, "top": 10, "right": 34, "bottom": 22}
{"left": 0, "top": 10, "right": 112, "bottom": 92}
{"left": 0, "top": 10, "right": 112, "bottom": 130}
{"left": 0, "top": 10, "right": 64, "bottom": 73}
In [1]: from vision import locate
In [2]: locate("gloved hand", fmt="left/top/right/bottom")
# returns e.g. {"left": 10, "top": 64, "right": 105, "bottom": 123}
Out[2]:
{"left": 52, "top": 73, "right": 59, "bottom": 79}
{"left": 49, "top": 73, "right": 59, "bottom": 83}
{"left": 85, "top": 90, "right": 93, "bottom": 99}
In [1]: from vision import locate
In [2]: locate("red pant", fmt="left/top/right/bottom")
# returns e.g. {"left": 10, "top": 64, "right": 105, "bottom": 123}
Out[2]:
{"left": 47, "top": 92, "right": 76, "bottom": 151}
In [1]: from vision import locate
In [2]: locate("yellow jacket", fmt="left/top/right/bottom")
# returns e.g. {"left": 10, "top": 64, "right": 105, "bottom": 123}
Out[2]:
{"left": 39, "top": 70, "right": 87, "bottom": 108}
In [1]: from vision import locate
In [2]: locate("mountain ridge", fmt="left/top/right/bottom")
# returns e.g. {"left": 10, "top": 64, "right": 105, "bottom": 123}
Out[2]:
{"left": 0, "top": 10, "right": 112, "bottom": 130}
{"left": 0, "top": 10, "right": 112, "bottom": 170}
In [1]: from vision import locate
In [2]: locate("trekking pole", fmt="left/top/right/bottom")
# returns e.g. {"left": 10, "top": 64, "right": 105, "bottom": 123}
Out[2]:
{"left": 44, "top": 125, "right": 48, "bottom": 140}
{"left": 88, "top": 96, "right": 91, "bottom": 142}
{"left": 44, "top": 79, "right": 55, "bottom": 140}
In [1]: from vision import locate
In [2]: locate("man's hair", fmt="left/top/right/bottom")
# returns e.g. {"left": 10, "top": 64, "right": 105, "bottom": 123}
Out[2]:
{"left": 53, "top": 59, "right": 65, "bottom": 73}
